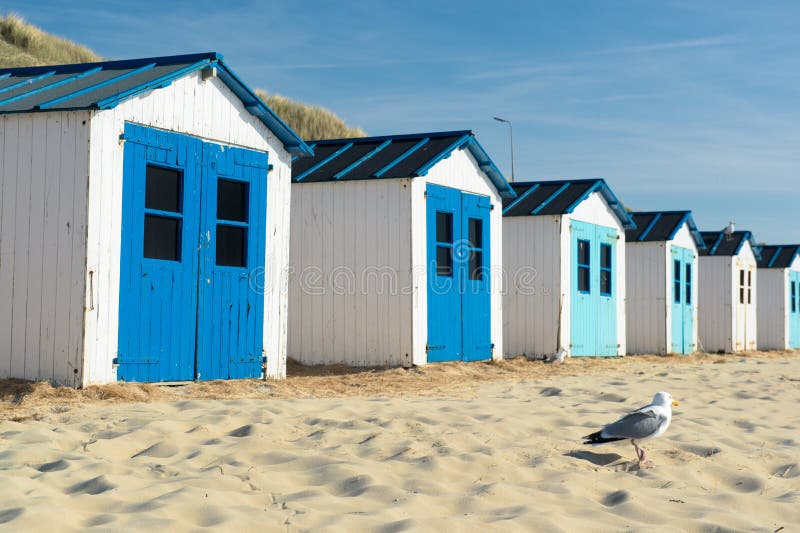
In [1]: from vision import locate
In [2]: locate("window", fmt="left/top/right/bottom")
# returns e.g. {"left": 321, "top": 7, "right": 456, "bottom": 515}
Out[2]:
{"left": 792, "top": 282, "right": 797, "bottom": 314}
{"left": 747, "top": 271, "right": 752, "bottom": 304}
{"left": 673, "top": 259, "right": 682, "bottom": 303}
{"left": 467, "top": 217, "right": 483, "bottom": 281}
{"left": 577, "top": 240, "right": 590, "bottom": 293}
{"left": 143, "top": 165, "right": 182, "bottom": 261}
{"left": 216, "top": 178, "right": 249, "bottom": 267}
{"left": 685, "top": 263, "right": 692, "bottom": 304}
{"left": 435, "top": 211, "right": 453, "bottom": 277}
{"left": 600, "top": 243, "right": 612, "bottom": 296}
{"left": 468, "top": 218, "right": 482, "bottom": 249}
{"left": 739, "top": 269, "right": 746, "bottom": 304}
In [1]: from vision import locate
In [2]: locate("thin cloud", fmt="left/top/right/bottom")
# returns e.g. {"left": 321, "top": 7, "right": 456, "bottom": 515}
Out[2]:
{"left": 588, "top": 35, "right": 736, "bottom": 56}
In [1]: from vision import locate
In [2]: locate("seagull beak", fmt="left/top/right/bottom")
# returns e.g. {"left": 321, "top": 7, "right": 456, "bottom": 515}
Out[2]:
{"left": 672, "top": 400, "right": 679, "bottom": 406}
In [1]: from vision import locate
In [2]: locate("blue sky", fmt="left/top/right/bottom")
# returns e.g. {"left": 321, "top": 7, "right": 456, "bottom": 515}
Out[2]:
{"left": 7, "top": 1, "right": 800, "bottom": 243}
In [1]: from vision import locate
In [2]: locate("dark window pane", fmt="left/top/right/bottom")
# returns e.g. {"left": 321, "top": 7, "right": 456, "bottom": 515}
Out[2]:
{"left": 578, "top": 266, "right": 590, "bottom": 293}
{"left": 674, "top": 281, "right": 681, "bottom": 303}
{"left": 216, "top": 225, "right": 247, "bottom": 267}
{"left": 578, "top": 240, "right": 590, "bottom": 266}
{"left": 144, "top": 215, "right": 180, "bottom": 261}
{"left": 600, "top": 269, "right": 612, "bottom": 295}
{"left": 674, "top": 260, "right": 681, "bottom": 282}
{"left": 601, "top": 244, "right": 611, "bottom": 269}
{"left": 740, "top": 288, "right": 745, "bottom": 304}
{"left": 469, "top": 251, "right": 483, "bottom": 280}
{"left": 748, "top": 289, "right": 752, "bottom": 304}
{"left": 740, "top": 269, "right": 745, "bottom": 287}
{"left": 146, "top": 166, "right": 181, "bottom": 213}
{"left": 468, "top": 218, "right": 482, "bottom": 249}
{"left": 436, "top": 212, "right": 453, "bottom": 244}
{"left": 747, "top": 270, "right": 752, "bottom": 287}
{"left": 436, "top": 245, "right": 452, "bottom": 277}
{"left": 217, "top": 179, "right": 248, "bottom": 222}
{"left": 791, "top": 283, "right": 796, "bottom": 313}
{"left": 685, "top": 264, "right": 692, "bottom": 304}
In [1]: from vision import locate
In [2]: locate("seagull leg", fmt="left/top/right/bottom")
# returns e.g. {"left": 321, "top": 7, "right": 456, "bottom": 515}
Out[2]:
{"left": 631, "top": 440, "right": 642, "bottom": 462}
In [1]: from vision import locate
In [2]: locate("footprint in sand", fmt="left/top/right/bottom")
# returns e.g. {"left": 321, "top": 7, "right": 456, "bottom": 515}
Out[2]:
{"left": 228, "top": 425, "right": 254, "bottom": 437}
{"left": 0, "top": 508, "right": 23, "bottom": 525}
{"left": 132, "top": 441, "right": 178, "bottom": 459}
{"left": 601, "top": 490, "right": 630, "bottom": 507}
{"left": 66, "top": 475, "right": 116, "bottom": 495}
{"left": 36, "top": 459, "right": 70, "bottom": 472}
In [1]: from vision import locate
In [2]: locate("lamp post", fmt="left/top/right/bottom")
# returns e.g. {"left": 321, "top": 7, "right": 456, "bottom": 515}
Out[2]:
{"left": 493, "top": 116, "right": 515, "bottom": 182}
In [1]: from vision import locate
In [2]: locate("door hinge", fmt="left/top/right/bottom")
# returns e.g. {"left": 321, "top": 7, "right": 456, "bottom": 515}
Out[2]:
{"left": 426, "top": 343, "right": 445, "bottom": 353}
{"left": 490, "top": 204, "right": 495, "bottom": 211}
{"left": 424, "top": 191, "right": 428, "bottom": 199}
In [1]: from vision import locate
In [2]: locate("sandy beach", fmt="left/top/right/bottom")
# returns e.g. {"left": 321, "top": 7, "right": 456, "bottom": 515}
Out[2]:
{"left": 0, "top": 353, "right": 798, "bottom": 531}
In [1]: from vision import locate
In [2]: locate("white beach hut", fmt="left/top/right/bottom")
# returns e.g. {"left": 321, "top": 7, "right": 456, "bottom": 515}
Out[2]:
{"left": 0, "top": 53, "right": 311, "bottom": 386}
{"left": 502, "top": 179, "right": 635, "bottom": 358}
{"left": 625, "top": 211, "right": 704, "bottom": 355}
{"left": 288, "top": 131, "right": 514, "bottom": 366}
{"left": 698, "top": 230, "right": 760, "bottom": 353}
{"left": 756, "top": 245, "right": 800, "bottom": 350}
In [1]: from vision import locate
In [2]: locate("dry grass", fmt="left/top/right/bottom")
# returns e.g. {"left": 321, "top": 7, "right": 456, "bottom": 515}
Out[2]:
{"left": 257, "top": 91, "right": 366, "bottom": 141}
{"left": 0, "top": 14, "right": 100, "bottom": 67}
{"left": 2, "top": 351, "right": 796, "bottom": 422}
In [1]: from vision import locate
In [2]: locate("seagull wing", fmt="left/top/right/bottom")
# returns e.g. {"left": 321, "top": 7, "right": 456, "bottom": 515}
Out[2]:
{"left": 601, "top": 407, "right": 667, "bottom": 440}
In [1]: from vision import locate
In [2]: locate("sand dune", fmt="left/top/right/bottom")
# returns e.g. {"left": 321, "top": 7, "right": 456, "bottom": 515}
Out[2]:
{"left": 0, "top": 354, "right": 798, "bottom": 531}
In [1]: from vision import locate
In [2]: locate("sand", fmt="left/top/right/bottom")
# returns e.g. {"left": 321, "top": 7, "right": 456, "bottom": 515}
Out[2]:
{"left": 0, "top": 354, "right": 798, "bottom": 531}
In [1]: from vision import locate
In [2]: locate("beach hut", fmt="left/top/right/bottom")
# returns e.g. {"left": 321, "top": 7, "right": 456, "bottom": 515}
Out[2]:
{"left": 0, "top": 53, "right": 311, "bottom": 386}
{"left": 625, "top": 211, "right": 705, "bottom": 355}
{"left": 756, "top": 245, "right": 800, "bottom": 350}
{"left": 502, "top": 179, "right": 635, "bottom": 358}
{"left": 698, "top": 230, "right": 760, "bottom": 353}
{"left": 288, "top": 131, "right": 514, "bottom": 366}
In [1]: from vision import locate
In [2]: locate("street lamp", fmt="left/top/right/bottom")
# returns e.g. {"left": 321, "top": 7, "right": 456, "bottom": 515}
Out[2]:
{"left": 493, "top": 116, "right": 515, "bottom": 182}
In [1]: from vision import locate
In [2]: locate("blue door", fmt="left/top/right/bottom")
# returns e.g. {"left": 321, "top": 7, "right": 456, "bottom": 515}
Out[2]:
{"left": 789, "top": 271, "right": 800, "bottom": 349}
{"left": 570, "top": 220, "right": 618, "bottom": 356}
{"left": 426, "top": 183, "right": 492, "bottom": 362}
{"left": 670, "top": 246, "right": 696, "bottom": 354}
{"left": 118, "top": 124, "right": 267, "bottom": 382}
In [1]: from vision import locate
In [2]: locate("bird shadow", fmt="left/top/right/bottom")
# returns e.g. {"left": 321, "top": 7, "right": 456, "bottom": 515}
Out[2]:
{"left": 565, "top": 450, "right": 626, "bottom": 467}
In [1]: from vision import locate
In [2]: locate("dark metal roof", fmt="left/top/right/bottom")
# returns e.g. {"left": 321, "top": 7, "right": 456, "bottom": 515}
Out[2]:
{"left": 501, "top": 178, "right": 635, "bottom": 229}
{"left": 699, "top": 230, "right": 761, "bottom": 258}
{"left": 757, "top": 245, "right": 800, "bottom": 268}
{"left": 626, "top": 211, "right": 705, "bottom": 248}
{"left": 291, "top": 131, "right": 515, "bottom": 198}
{"left": 0, "top": 52, "right": 311, "bottom": 156}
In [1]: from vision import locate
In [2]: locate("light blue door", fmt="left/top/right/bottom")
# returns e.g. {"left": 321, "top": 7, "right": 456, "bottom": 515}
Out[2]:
{"left": 118, "top": 124, "right": 267, "bottom": 382}
{"left": 670, "top": 246, "right": 696, "bottom": 354}
{"left": 426, "top": 183, "right": 492, "bottom": 362}
{"left": 570, "top": 220, "right": 617, "bottom": 356}
{"left": 789, "top": 272, "right": 800, "bottom": 349}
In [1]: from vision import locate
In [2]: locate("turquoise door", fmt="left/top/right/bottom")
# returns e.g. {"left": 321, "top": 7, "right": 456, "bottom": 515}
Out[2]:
{"left": 570, "top": 220, "right": 617, "bottom": 356}
{"left": 118, "top": 124, "right": 267, "bottom": 382}
{"left": 426, "top": 183, "right": 492, "bottom": 362}
{"left": 789, "top": 271, "right": 800, "bottom": 349}
{"left": 670, "top": 246, "right": 696, "bottom": 354}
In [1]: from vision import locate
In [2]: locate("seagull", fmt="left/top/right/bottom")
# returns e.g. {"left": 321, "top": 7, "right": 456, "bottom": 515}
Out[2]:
{"left": 723, "top": 221, "right": 735, "bottom": 241}
{"left": 547, "top": 347, "right": 568, "bottom": 364}
{"left": 583, "top": 392, "right": 678, "bottom": 467}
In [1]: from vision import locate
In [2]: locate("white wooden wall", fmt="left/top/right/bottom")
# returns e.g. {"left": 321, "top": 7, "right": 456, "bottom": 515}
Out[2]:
{"left": 422, "top": 148, "right": 504, "bottom": 361}
{"left": 502, "top": 215, "right": 562, "bottom": 357}
{"left": 0, "top": 111, "right": 90, "bottom": 386}
{"left": 565, "top": 192, "right": 627, "bottom": 355}
{"left": 85, "top": 71, "right": 293, "bottom": 384}
{"left": 698, "top": 256, "right": 733, "bottom": 352}
{"left": 757, "top": 268, "right": 787, "bottom": 350}
{"left": 626, "top": 242, "right": 667, "bottom": 354}
{"left": 288, "top": 179, "right": 414, "bottom": 366}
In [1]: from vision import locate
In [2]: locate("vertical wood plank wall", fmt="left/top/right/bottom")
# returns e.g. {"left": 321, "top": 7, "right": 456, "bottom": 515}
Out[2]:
{"left": 698, "top": 256, "right": 733, "bottom": 352}
{"left": 288, "top": 179, "right": 414, "bottom": 366}
{"left": 0, "top": 111, "right": 90, "bottom": 385}
{"left": 757, "top": 268, "right": 786, "bottom": 350}
{"left": 84, "top": 72, "right": 292, "bottom": 384}
{"left": 625, "top": 242, "right": 667, "bottom": 354}
{"left": 502, "top": 215, "right": 562, "bottom": 357}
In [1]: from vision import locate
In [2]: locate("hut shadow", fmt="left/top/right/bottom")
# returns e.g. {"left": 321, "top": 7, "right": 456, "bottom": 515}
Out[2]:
{"left": 565, "top": 450, "right": 626, "bottom": 467}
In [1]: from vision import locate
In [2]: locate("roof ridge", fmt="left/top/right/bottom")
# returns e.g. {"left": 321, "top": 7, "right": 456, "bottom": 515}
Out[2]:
{"left": 307, "top": 130, "right": 473, "bottom": 144}
{"left": 0, "top": 52, "right": 221, "bottom": 76}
